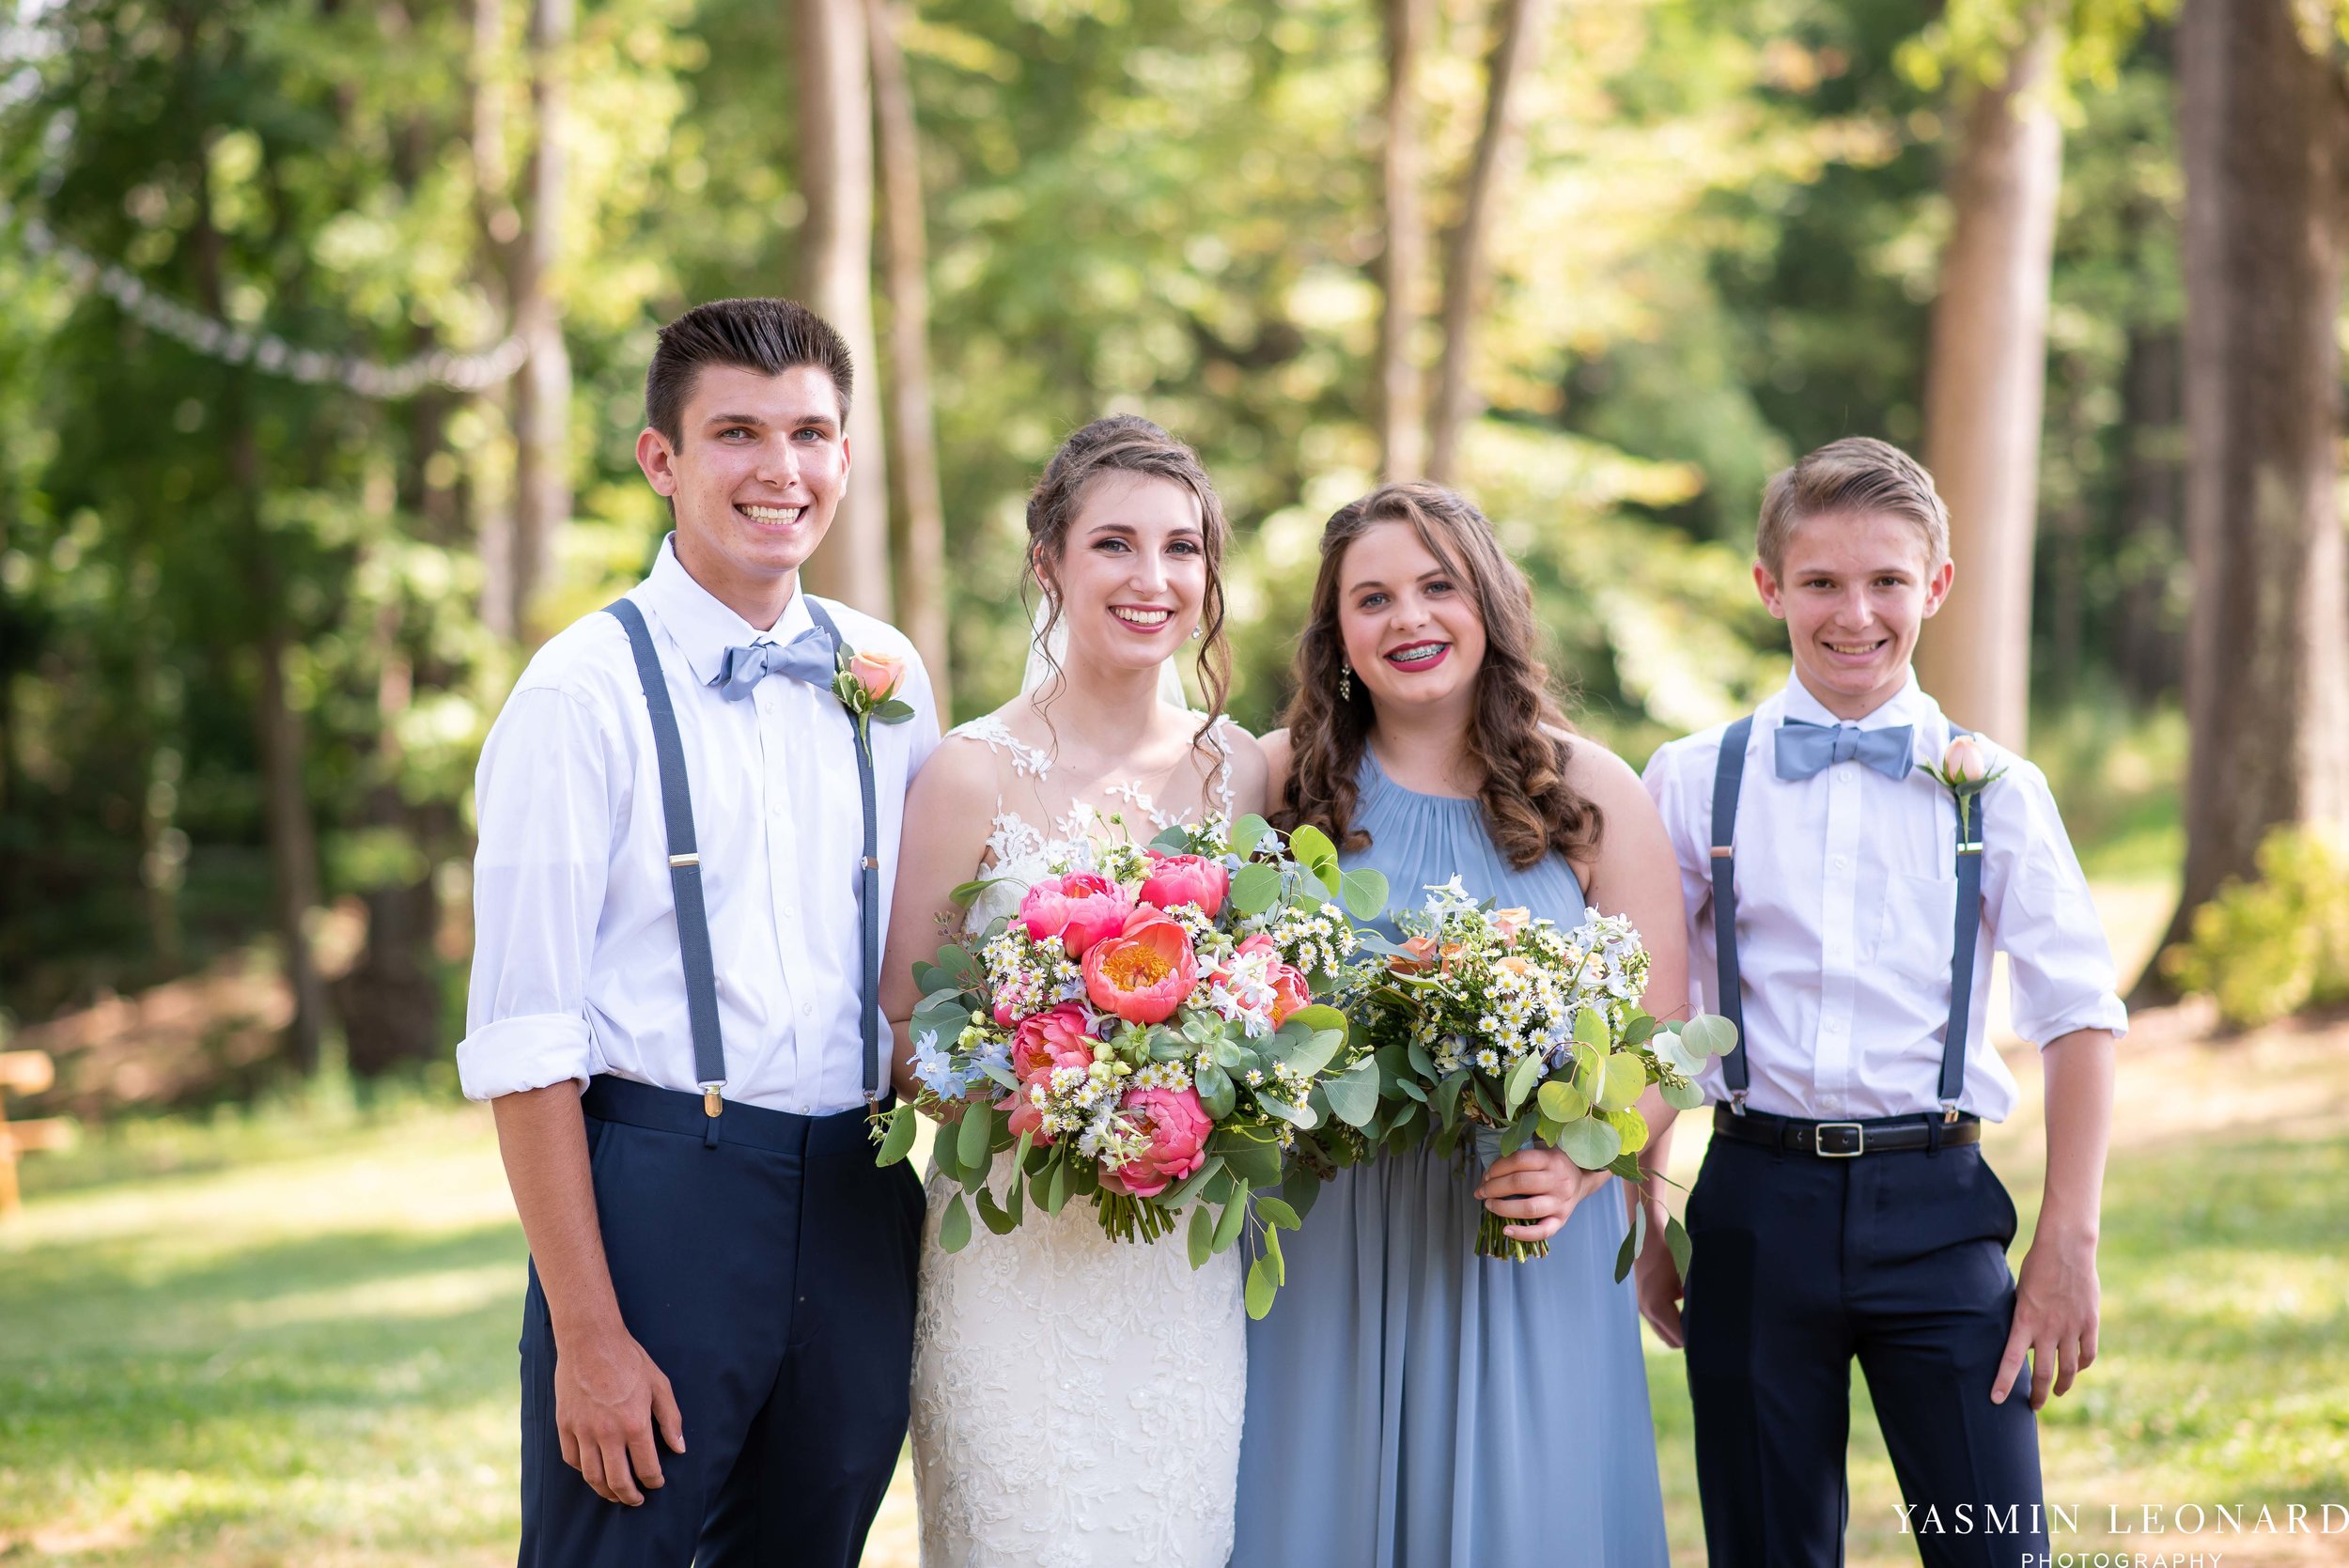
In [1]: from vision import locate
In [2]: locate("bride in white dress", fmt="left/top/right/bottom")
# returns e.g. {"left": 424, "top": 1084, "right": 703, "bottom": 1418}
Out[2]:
{"left": 880, "top": 416, "right": 1269, "bottom": 1568}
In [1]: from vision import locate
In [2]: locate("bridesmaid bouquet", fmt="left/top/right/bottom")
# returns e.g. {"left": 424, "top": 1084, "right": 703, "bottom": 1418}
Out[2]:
{"left": 874, "top": 813, "right": 1390, "bottom": 1318}
{"left": 1349, "top": 879, "right": 1739, "bottom": 1265}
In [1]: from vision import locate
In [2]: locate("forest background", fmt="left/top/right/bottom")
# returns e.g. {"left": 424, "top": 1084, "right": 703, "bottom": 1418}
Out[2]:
{"left": 9, "top": 2, "right": 2349, "bottom": 1564}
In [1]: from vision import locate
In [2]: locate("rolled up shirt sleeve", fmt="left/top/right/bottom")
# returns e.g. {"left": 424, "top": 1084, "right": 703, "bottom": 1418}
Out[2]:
{"left": 458, "top": 685, "right": 618, "bottom": 1100}
{"left": 1983, "top": 756, "right": 2129, "bottom": 1048}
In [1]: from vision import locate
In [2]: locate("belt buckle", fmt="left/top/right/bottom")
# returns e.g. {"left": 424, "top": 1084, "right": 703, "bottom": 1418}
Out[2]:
{"left": 1814, "top": 1121, "right": 1865, "bottom": 1157}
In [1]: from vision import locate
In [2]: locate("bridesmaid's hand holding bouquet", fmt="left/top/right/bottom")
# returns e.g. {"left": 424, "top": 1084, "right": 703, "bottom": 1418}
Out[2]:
{"left": 1353, "top": 879, "right": 1739, "bottom": 1265}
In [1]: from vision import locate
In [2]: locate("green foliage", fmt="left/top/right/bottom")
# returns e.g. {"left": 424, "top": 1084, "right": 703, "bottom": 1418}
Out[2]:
{"left": 2165, "top": 826, "right": 2349, "bottom": 1029}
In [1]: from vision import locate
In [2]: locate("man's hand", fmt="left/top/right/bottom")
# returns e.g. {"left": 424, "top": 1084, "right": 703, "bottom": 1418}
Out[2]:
{"left": 1633, "top": 1197, "right": 1686, "bottom": 1347}
{"left": 1993, "top": 1232, "right": 2098, "bottom": 1410}
{"left": 556, "top": 1321, "right": 686, "bottom": 1505}
{"left": 1474, "top": 1147, "right": 1611, "bottom": 1244}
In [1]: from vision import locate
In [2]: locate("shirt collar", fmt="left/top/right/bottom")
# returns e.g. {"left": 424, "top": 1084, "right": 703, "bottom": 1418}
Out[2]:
{"left": 636, "top": 533, "right": 815, "bottom": 689}
{"left": 1779, "top": 666, "right": 1934, "bottom": 732}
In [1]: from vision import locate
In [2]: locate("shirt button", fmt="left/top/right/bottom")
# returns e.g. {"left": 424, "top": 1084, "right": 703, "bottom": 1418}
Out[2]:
{"left": 1833, "top": 855, "right": 1848, "bottom": 869}
{"left": 801, "top": 1003, "right": 814, "bottom": 1018}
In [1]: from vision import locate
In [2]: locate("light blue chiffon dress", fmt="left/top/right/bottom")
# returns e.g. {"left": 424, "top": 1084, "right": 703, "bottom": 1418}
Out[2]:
{"left": 1231, "top": 750, "right": 1671, "bottom": 1568}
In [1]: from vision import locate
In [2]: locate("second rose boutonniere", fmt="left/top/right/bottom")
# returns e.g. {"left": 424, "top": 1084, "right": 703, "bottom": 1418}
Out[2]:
{"left": 1921, "top": 733, "right": 2007, "bottom": 805}
{"left": 832, "top": 646, "right": 915, "bottom": 741}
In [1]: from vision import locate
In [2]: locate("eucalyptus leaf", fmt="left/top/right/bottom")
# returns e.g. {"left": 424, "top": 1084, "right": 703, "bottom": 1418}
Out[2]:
{"left": 1212, "top": 1188, "right": 1251, "bottom": 1254}
{"left": 1252, "top": 1194, "right": 1302, "bottom": 1230}
{"left": 975, "top": 1187, "right": 1016, "bottom": 1236}
{"left": 1149, "top": 825, "right": 1195, "bottom": 853}
{"left": 1598, "top": 1052, "right": 1647, "bottom": 1112}
{"left": 1282, "top": 1161, "right": 1324, "bottom": 1223}
{"left": 1272, "top": 1025, "right": 1345, "bottom": 1078}
{"left": 1339, "top": 867, "right": 1391, "bottom": 923}
{"left": 1398, "top": 1078, "right": 1428, "bottom": 1103}
{"left": 1407, "top": 1041, "right": 1437, "bottom": 1079}
{"left": 1555, "top": 1116, "right": 1624, "bottom": 1172}
{"left": 1285, "top": 1002, "right": 1348, "bottom": 1036}
{"left": 1230, "top": 862, "right": 1283, "bottom": 916}
{"left": 1436, "top": 1071, "right": 1470, "bottom": 1125}
{"left": 1661, "top": 1079, "right": 1707, "bottom": 1111}
{"left": 1045, "top": 1157, "right": 1070, "bottom": 1215}
{"left": 1159, "top": 1153, "right": 1227, "bottom": 1211}
{"left": 1288, "top": 824, "right": 1342, "bottom": 893}
{"left": 1538, "top": 1079, "right": 1589, "bottom": 1123}
{"left": 1245, "top": 1253, "right": 1277, "bottom": 1320}
{"left": 1574, "top": 1007, "right": 1610, "bottom": 1050}
{"left": 1258, "top": 1094, "right": 1318, "bottom": 1130}
{"left": 1225, "top": 814, "right": 1273, "bottom": 858}
{"left": 1208, "top": 1126, "right": 1283, "bottom": 1188}
{"left": 1187, "top": 1203, "right": 1213, "bottom": 1269}
{"left": 1498, "top": 1117, "right": 1533, "bottom": 1157}
{"left": 1504, "top": 1052, "right": 1544, "bottom": 1116}
{"left": 1614, "top": 1198, "right": 1648, "bottom": 1282}
{"left": 1680, "top": 1014, "right": 1741, "bottom": 1059}
{"left": 877, "top": 1103, "right": 918, "bottom": 1165}
{"left": 1195, "top": 1061, "right": 1237, "bottom": 1121}
{"left": 1606, "top": 1107, "right": 1649, "bottom": 1155}
{"left": 1666, "top": 1215, "right": 1692, "bottom": 1275}
{"left": 1265, "top": 1220, "right": 1286, "bottom": 1285}
{"left": 957, "top": 1099, "right": 996, "bottom": 1172}
{"left": 939, "top": 1191, "right": 972, "bottom": 1253}
{"left": 949, "top": 876, "right": 1012, "bottom": 908}
{"left": 1622, "top": 1013, "right": 1657, "bottom": 1046}
{"left": 1325, "top": 1058, "right": 1381, "bottom": 1127}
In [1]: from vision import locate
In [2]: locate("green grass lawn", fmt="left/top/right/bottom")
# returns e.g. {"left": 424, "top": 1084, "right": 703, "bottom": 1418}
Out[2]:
{"left": 5, "top": 1012, "right": 2346, "bottom": 1566}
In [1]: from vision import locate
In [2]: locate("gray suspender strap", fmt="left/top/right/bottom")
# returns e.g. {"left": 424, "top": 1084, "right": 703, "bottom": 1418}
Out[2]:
{"left": 604, "top": 598, "right": 728, "bottom": 1121}
{"left": 1709, "top": 716, "right": 1754, "bottom": 1111}
{"left": 1941, "top": 725, "right": 1983, "bottom": 1122}
{"left": 1707, "top": 713, "right": 1983, "bottom": 1123}
{"left": 800, "top": 598, "right": 886, "bottom": 1106}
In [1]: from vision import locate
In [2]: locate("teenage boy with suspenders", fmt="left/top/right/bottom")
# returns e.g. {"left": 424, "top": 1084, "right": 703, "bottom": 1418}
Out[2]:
{"left": 1638, "top": 438, "right": 2125, "bottom": 1567}
{"left": 459, "top": 298, "right": 939, "bottom": 1566}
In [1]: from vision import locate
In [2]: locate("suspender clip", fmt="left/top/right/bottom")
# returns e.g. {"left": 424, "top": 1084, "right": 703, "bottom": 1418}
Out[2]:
{"left": 1957, "top": 842, "right": 1983, "bottom": 856}
{"left": 669, "top": 852, "right": 700, "bottom": 867}
{"left": 1729, "top": 1090, "right": 1747, "bottom": 1117}
{"left": 1941, "top": 1099, "right": 1960, "bottom": 1125}
{"left": 702, "top": 1083, "right": 724, "bottom": 1118}
{"left": 863, "top": 855, "right": 879, "bottom": 870}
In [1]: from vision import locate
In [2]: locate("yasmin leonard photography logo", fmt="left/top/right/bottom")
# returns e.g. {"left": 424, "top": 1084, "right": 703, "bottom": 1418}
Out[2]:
{"left": 1896, "top": 1499, "right": 2349, "bottom": 1565}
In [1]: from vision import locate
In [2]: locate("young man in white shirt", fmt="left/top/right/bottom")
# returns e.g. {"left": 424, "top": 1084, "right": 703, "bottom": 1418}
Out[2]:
{"left": 459, "top": 298, "right": 941, "bottom": 1566}
{"left": 1638, "top": 437, "right": 2123, "bottom": 1568}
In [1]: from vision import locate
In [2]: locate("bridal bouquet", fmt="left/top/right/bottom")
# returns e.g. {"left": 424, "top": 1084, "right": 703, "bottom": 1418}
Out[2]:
{"left": 1350, "top": 879, "right": 1739, "bottom": 1265}
{"left": 873, "top": 814, "right": 1389, "bottom": 1318}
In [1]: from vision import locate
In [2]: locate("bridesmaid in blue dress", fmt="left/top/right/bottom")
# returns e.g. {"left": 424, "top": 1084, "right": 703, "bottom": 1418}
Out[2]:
{"left": 1234, "top": 482, "right": 1692, "bottom": 1568}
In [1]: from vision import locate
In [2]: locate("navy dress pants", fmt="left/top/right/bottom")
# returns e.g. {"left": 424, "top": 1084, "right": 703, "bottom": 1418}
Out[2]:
{"left": 517, "top": 1077, "right": 924, "bottom": 1568}
{"left": 1682, "top": 1132, "right": 2045, "bottom": 1568}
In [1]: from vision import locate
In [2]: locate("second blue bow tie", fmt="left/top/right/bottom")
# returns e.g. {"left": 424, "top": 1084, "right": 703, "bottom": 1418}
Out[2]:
{"left": 1774, "top": 718, "right": 1915, "bottom": 782}
{"left": 713, "top": 625, "right": 838, "bottom": 701}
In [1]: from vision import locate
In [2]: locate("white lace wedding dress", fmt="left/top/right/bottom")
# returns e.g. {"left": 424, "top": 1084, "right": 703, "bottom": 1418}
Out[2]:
{"left": 910, "top": 714, "right": 1247, "bottom": 1568}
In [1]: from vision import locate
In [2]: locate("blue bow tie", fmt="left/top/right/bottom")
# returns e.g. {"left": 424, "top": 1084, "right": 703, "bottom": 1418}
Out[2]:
{"left": 1774, "top": 718, "right": 1915, "bottom": 782}
{"left": 712, "top": 625, "right": 837, "bottom": 702}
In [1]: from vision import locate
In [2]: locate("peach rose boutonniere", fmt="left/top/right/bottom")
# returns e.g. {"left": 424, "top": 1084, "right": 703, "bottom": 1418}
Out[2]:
{"left": 829, "top": 644, "right": 914, "bottom": 741}
{"left": 1921, "top": 733, "right": 2008, "bottom": 812}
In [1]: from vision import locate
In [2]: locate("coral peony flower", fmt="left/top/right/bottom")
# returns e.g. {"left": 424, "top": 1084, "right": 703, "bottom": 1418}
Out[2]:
{"left": 1009, "top": 1001, "right": 1097, "bottom": 1084}
{"left": 1098, "top": 1086, "right": 1212, "bottom": 1198}
{"left": 847, "top": 648, "right": 906, "bottom": 702}
{"left": 1140, "top": 852, "right": 1230, "bottom": 919}
{"left": 1941, "top": 734, "right": 1988, "bottom": 784}
{"left": 1017, "top": 872, "right": 1134, "bottom": 959}
{"left": 1082, "top": 911, "right": 1200, "bottom": 1025}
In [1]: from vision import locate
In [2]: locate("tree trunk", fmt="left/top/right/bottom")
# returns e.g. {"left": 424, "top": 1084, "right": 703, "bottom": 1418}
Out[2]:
{"left": 1376, "top": 0, "right": 1432, "bottom": 481}
{"left": 2145, "top": 0, "right": 2349, "bottom": 991}
{"left": 192, "top": 131, "right": 325, "bottom": 1074}
{"left": 793, "top": 0, "right": 893, "bottom": 615}
{"left": 507, "top": 0, "right": 572, "bottom": 638}
{"left": 471, "top": 0, "right": 519, "bottom": 637}
{"left": 867, "top": 0, "right": 949, "bottom": 704}
{"left": 2113, "top": 325, "right": 2184, "bottom": 704}
{"left": 334, "top": 631, "right": 443, "bottom": 1076}
{"left": 1426, "top": 0, "right": 1552, "bottom": 485}
{"left": 1915, "top": 15, "right": 2064, "bottom": 751}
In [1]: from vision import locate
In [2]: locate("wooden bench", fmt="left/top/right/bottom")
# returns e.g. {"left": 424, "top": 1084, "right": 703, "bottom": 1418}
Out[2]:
{"left": 0, "top": 1049, "right": 73, "bottom": 1217}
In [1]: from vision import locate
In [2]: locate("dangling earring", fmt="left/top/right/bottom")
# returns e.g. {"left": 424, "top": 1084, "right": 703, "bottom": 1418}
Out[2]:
{"left": 1191, "top": 623, "right": 1204, "bottom": 641}
{"left": 1339, "top": 664, "right": 1353, "bottom": 702}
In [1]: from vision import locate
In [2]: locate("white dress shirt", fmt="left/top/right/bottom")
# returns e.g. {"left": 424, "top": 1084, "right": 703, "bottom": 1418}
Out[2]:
{"left": 458, "top": 535, "right": 941, "bottom": 1115}
{"left": 1642, "top": 670, "right": 2126, "bottom": 1122}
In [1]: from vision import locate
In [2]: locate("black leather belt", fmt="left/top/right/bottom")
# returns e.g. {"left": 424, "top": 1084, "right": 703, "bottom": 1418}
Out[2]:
{"left": 1710, "top": 1104, "right": 1982, "bottom": 1157}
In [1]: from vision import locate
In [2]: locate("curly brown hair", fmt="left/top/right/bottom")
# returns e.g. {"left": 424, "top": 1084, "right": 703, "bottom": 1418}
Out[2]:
{"left": 1024, "top": 414, "right": 1234, "bottom": 733}
{"left": 1273, "top": 482, "right": 1602, "bottom": 871}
